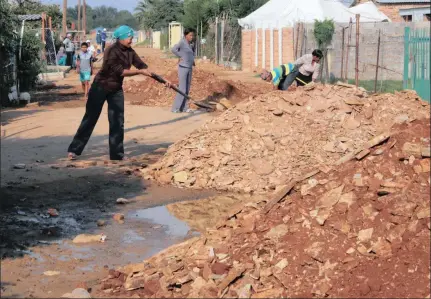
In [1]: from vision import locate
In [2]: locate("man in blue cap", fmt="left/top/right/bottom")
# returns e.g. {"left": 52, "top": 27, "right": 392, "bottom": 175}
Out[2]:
{"left": 67, "top": 25, "right": 170, "bottom": 161}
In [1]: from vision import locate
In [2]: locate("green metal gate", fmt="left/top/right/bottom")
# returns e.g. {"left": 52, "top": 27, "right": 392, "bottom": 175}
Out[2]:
{"left": 403, "top": 27, "right": 430, "bottom": 102}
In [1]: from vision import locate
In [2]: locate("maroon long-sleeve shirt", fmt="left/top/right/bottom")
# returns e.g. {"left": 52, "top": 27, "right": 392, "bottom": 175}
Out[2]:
{"left": 94, "top": 42, "right": 147, "bottom": 92}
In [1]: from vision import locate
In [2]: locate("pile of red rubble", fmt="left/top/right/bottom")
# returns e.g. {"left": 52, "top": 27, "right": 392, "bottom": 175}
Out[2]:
{"left": 123, "top": 69, "right": 271, "bottom": 107}
{"left": 95, "top": 118, "right": 430, "bottom": 298}
{"left": 142, "top": 83, "right": 430, "bottom": 193}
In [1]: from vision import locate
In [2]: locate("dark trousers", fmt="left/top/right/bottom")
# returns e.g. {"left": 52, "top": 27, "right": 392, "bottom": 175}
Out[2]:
{"left": 68, "top": 82, "right": 125, "bottom": 160}
{"left": 102, "top": 41, "right": 106, "bottom": 52}
{"left": 66, "top": 51, "right": 74, "bottom": 67}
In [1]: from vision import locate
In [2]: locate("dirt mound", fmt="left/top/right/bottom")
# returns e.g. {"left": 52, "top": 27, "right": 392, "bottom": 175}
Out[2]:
{"left": 123, "top": 69, "right": 271, "bottom": 108}
{"left": 141, "top": 84, "right": 429, "bottom": 193}
{"left": 94, "top": 119, "right": 430, "bottom": 298}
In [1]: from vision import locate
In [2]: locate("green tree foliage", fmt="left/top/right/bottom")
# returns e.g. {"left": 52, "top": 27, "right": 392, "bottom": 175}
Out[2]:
{"left": 10, "top": 0, "right": 62, "bottom": 29}
{"left": 17, "top": 31, "right": 42, "bottom": 90}
{"left": 313, "top": 19, "right": 335, "bottom": 83}
{"left": 66, "top": 5, "right": 138, "bottom": 31}
{"left": 313, "top": 19, "right": 335, "bottom": 48}
{"left": 181, "top": 0, "right": 267, "bottom": 34}
{"left": 0, "top": 0, "right": 19, "bottom": 104}
{"left": 135, "top": 0, "right": 183, "bottom": 30}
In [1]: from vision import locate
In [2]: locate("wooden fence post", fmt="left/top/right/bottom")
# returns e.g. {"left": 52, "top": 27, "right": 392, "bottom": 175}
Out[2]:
{"left": 355, "top": 14, "right": 360, "bottom": 88}
{"left": 374, "top": 29, "right": 381, "bottom": 93}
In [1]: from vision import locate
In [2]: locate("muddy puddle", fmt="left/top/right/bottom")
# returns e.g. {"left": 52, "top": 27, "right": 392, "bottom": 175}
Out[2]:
{"left": 0, "top": 183, "right": 215, "bottom": 298}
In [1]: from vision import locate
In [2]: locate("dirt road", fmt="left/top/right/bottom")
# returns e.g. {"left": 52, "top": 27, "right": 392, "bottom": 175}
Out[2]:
{"left": 0, "top": 48, "right": 267, "bottom": 298}
{"left": 0, "top": 70, "right": 216, "bottom": 297}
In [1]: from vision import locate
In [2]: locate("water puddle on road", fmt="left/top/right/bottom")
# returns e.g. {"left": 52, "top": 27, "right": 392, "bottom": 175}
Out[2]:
{"left": 0, "top": 202, "right": 200, "bottom": 298}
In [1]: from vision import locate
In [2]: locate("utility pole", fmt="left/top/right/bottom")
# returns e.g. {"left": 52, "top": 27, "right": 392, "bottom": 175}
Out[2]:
{"left": 355, "top": 14, "right": 360, "bottom": 88}
{"left": 77, "top": 0, "right": 81, "bottom": 32}
{"left": 62, "top": 0, "right": 67, "bottom": 37}
{"left": 82, "top": 0, "right": 87, "bottom": 35}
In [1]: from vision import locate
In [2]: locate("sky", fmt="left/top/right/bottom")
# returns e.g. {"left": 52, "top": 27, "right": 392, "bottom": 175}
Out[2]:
{"left": 41, "top": 0, "right": 138, "bottom": 12}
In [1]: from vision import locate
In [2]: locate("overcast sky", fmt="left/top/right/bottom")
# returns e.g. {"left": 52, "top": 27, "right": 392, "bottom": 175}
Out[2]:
{"left": 41, "top": 0, "right": 138, "bottom": 12}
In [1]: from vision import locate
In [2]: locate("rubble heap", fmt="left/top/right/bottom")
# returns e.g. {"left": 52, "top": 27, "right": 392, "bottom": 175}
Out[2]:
{"left": 95, "top": 119, "right": 430, "bottom": 298}
{"left": 123, "top": 69, "right": 271, "bottom": 107}
{"left": 142, "top": 84, "right": 430, "bottom": 193}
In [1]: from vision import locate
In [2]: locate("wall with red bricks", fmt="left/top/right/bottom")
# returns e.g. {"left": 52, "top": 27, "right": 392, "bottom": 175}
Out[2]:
{"left": 241, "top": 28, "right": 295, "bottom": 72}
{"left": 378, "top": 4, "right": 430, "bottom": 22}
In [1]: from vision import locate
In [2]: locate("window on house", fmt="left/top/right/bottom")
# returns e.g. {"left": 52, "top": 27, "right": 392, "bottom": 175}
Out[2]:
{"left": 425, "top": 14, "right": 431, "bottom": 21}
{"left": 403, "top": 15, "right": 412, "bottom": 22}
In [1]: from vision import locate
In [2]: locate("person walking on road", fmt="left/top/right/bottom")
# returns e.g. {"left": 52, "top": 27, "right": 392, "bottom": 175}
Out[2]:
{"left": 101, "top": 28, "right": 107, "bottom": 52}
{"left": 86, "top": 39, "right": 96, "bottom": 58}
{"left": 63, "top": 33, "right": 75, "bottom": 67}
{"left": 261, "top": 49, "right": 323, "bottom": 90}
{"left": 67, "top": 25, "right": 171, "bottom": 161}
{"left": 76, "top": 42, "right": 93, "bottom": 99}
{"left": 171, "top": 28, "right": 196, "bottom": 113}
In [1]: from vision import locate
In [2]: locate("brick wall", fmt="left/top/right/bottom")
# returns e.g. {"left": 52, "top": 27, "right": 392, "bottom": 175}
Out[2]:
{"left": 378, "top": 3, "right": 430, "bottom": 22}
{"left": 241, "top": 28, "right": 294, "bottom": 72}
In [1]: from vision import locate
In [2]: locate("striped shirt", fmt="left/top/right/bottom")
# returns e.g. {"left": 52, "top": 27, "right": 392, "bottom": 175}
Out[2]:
{"left": 271, "top": 63, "right": 295, "bottom": 86}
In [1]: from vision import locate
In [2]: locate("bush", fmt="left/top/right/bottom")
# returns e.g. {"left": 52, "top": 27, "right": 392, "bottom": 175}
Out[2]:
{"left": 0, "top": 0, "right": 19, "bottom": 105}
{"left": 17, "top": 32, "right": 43, "bottom": 91}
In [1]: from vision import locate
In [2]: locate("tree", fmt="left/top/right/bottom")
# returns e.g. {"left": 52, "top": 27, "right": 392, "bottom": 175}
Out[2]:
{"left": 314, "top": 19, "right": 335, "bottom": 83}
{"left": 0, "top": 0, "right": 19, "bottom": 105}
{"left": 135, "top": 0, "right": 183, "bottom": 30}
{"left": 66, "top": 4, "right": 138, "bottom": 31}
{"left": 10, "top": 0, "right": 62, "bottom": 29}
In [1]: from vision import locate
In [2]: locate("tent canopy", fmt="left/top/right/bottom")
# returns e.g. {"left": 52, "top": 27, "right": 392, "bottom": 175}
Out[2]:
{"left": 238, "top": 0, "right": 390, "bottom": 28}
{"left": 349, "top": 1, "right": 391, "bottom": 22}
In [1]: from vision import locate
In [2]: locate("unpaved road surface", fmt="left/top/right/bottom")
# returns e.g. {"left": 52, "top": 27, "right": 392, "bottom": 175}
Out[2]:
{"left": 0, "top": 83, "right": 213, "bottom": 297}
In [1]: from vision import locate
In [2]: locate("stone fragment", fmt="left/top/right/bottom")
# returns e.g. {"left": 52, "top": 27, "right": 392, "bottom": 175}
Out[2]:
{"left": 357, "top": 228, "right": 374, "bottom": 243}
{"left": 174, "top": 171, "right": 188, "bottom": 183}
{"left": 264, "top": 224, "right": 288, "bottom": 241}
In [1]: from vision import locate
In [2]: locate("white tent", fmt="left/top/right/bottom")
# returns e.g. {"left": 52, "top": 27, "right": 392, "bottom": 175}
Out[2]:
{"left": 349, "top": 1, "right": 391, "bottom": 22}
{"left": 238, "top": 0, "right": 390, "bottom": 28}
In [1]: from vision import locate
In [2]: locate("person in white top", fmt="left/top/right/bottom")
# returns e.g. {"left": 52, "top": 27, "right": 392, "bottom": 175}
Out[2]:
{"left": 278, "top": 49, "right": 323, "bottom": 90}
{"left": 86, "top": 39, "right": 96, "bottom": 57}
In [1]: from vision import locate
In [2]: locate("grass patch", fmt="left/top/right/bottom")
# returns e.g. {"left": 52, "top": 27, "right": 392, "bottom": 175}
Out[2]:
{"left": 346, "top": 79, "right": 403, "bottom": 94}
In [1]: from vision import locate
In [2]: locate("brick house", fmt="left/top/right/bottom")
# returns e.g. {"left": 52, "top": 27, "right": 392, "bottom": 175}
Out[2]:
{"left": 357, "top": 0, "right": 430, "bottom": 22}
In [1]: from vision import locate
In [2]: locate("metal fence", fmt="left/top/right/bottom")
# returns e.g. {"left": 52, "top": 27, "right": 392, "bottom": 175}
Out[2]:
{"left": 403, "top": 27, "right": 430, "bottom": 102}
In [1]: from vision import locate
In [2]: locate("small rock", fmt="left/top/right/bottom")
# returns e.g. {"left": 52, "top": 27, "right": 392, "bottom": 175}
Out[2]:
{"left": 274, "top": 258, "right": 288, "bottom": 273}
{"left": 113, "top": 213, "right": 125, "bottom": 224}
{"left": 272, "top": 110, "right": 283, "bottom": 116}
{"left": 44, "top": 270, "right": 60, "bottom": 276}
{"left": 97, "top": 220, "right": 106, "bottom": 227}
{"left": 13, "top": 164, "right": 26, "bottom": 169}
{"left": 394, "top": 114, "right": 409, "bottom": 124}
{"left": 216, "top": 103, "right": 227, "bottom": 111}
{"left": 346, "top": 247, "right": 355, "bottom": 254}
{"left": 73, "top": 234, "right": 104, "bottom": 244}
{"left": 250, "top": 158, "right": 274, "bottom": 175}
{"left": 264, "top": 224, "right": 288, "bottom": 240}
{"left": 357, "top": 228, "right": 374, "bottom": 243}
{"left": 422, "top": 147, "right": 430, "bottom": 158}
{"left": 402, "top": 142, "right": 422, "bottom": 157}
{"left": 47, "top": 208, "right": 59, "bottom": 217}
{"left": 116, "top": 198, "right": 131, "bottom": 204}
{"left": 61, "top": 288, "right": 92, "bottom": 298}
{"left": 420, "top": 159, "right": 430, "bottom": 172}
{"left": 174, "top": 171, "right": 188, "bottom": 183}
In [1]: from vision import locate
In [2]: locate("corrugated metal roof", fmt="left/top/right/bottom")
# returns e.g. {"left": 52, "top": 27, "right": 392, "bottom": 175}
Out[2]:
{"left": 18, "top": 14, "right": 42, "bottom": 21}
{"left": 377, "top": 0, "right": 430, "bottom": 3}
